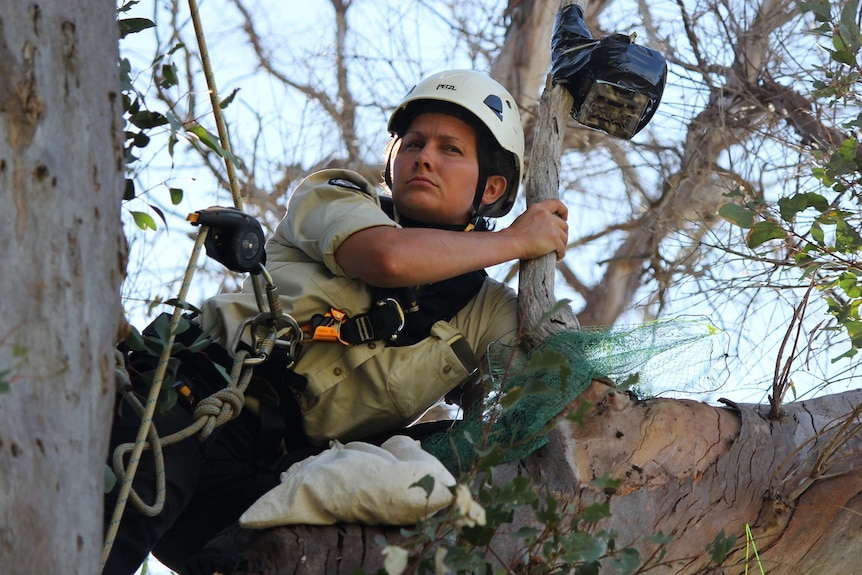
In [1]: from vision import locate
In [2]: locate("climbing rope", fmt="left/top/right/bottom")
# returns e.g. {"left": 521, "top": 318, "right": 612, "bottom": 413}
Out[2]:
{"left": 102, "top": 230, "right": 211, "bottom": 568}
{"left": 188, "top": 0, "right": 243, "bottom": 210}
{"left": 101, "top": 0, "right": 271, "bottom": 569}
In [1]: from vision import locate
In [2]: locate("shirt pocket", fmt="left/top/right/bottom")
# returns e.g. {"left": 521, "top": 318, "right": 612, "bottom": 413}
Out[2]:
{"left": 385, "top": 320, "right": 476, "bottom": 421}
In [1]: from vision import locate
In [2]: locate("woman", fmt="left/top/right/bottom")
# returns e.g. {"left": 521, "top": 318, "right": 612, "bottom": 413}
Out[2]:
{"left": 105, "top": 69, "right": 568, "bottom": 575}
{"left": 202, "top": 69, "right": 568, "bottom": 446}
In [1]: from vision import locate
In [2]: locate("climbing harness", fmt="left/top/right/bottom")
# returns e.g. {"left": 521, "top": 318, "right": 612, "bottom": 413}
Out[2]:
{"left": 301, "top": 299, "right": 406, "bottom": 345}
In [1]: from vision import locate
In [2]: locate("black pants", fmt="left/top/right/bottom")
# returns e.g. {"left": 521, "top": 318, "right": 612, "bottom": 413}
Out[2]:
{"left": 102, "top": 354, "right": 317, "bottom": 575}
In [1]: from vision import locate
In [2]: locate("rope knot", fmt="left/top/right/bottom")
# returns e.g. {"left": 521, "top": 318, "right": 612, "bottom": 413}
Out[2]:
{"left": 193, "top": 386, "right": 245, "bottom": 440}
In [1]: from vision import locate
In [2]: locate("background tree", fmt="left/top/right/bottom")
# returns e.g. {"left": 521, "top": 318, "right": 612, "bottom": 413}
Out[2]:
{"left": 0, "top": 1, "right": 124, "bottom": 574}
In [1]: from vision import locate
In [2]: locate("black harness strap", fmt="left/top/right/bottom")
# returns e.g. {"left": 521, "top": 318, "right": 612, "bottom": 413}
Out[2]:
{"left": 375, "top": 194, "right": 488, "bottom": 347}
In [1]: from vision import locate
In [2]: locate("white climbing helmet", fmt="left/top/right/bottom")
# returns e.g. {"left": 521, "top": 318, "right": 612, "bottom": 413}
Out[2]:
{"left": 387, "top": 69, "right": 525, "bottom": 218}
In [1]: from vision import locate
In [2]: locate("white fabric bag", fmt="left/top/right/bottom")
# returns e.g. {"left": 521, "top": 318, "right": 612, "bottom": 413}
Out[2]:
{"left": 239, "top": 435, "right": 456, "bottom": 528}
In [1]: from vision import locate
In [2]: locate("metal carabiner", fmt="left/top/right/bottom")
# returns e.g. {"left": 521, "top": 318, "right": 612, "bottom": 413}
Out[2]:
{"left": 230, "top": 311, "right": 302, "bottom": 366}
{"left": 378, "top": 297, "right": 406, "bottom": 342}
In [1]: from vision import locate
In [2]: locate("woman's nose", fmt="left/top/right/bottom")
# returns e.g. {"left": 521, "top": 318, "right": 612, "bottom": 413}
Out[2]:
{"left": 413, "top": 146, "right": 434, "bottom": 168}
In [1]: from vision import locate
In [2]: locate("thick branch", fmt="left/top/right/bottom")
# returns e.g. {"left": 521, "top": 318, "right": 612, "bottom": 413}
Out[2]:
{"left": 514, "top": 0, "right": 584, "bottom": 349}
{"left": 212, "top": 388, "right": 862, "bottom": 575}
{"left": 518, "top": 77, "right": 582, "bottom": 348}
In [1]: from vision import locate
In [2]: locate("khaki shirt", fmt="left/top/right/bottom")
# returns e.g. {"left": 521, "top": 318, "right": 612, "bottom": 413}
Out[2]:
{"left": 202, "top": 169, "right": 519, "bottom": 445}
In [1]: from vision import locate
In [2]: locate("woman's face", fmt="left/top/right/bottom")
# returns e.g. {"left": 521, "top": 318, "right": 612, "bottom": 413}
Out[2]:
{"left": 390, "top": 112, "right": 481, "bottom": 226}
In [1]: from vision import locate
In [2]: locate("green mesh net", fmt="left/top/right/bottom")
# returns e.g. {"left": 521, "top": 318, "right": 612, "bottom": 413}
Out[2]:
{"left": 421, "top": 319, "right": 720, "bottom": 474}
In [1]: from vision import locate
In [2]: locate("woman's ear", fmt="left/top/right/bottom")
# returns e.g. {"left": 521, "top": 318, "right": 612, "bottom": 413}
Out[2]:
{"left": 480, "top": 175, "right": 507, "bottom": 207}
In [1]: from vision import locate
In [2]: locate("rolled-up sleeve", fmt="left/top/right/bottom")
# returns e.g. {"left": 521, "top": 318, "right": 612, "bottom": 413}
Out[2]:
{"left": 275, "top": 170, "right": 397, "bottom": 277}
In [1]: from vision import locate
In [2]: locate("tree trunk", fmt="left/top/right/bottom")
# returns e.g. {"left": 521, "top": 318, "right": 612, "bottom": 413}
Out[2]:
{"left": 0, "top": 2, "right": 124, "bottom": 574}
{"left": 208, "top": 384, "right": 862, "bottom": 574}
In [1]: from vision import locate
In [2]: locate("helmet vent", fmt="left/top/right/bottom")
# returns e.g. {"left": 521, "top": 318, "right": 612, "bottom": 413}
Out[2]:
{"left": 483, "top": 95, "right": 504, "bottom": 121}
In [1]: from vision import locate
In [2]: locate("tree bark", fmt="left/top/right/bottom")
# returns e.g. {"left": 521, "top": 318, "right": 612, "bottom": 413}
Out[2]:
{"left": 516, "top": 0, "right": 583, "bottom": 348}
{"left": 0, "top": 2, "right": 124, "bottom": 573}
{"left": 518, "top": 77, "right": 582, "bottom": 348}
{"left": 212, "top": 385, "right": 862, "bottom": 574}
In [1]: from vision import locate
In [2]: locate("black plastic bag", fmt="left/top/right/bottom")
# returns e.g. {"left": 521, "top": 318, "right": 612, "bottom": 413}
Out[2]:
{"left": 551, "top": 4, "right": 667, "bottom": 139}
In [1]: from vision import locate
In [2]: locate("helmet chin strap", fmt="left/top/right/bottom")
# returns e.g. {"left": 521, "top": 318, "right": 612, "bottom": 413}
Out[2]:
{"left": 470, "top": 150, "right": 492, "bottom": 224}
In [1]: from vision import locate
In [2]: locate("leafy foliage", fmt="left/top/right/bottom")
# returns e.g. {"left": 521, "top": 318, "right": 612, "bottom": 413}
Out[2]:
{"left": 720, "top": 0, "right": 862, "bottom": 361}
{"left": 364, "top": 350, "right": 674, "bottom": 575}
{"left": 706, "top": 529, "right": 737, "bottom": 564}
{"left": 121, "top": 313, "right": 228, "bottom": 414}
{"left": 118, "top": 0, "right": 239, "bottom": 232}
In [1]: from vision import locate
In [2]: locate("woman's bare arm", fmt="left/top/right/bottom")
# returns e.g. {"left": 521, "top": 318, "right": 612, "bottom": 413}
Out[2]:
{"left": 335, "top": 199, "right": 569, "bottom": 287}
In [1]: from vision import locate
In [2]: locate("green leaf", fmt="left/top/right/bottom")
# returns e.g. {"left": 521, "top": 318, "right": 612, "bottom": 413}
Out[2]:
{"left": 151, "top": 204, "right": 168, "bottom": 228}
{"left": 474, "top": 443, "right": 505, "bottom": 471}
{"left": 513, "top": 525, "right": 542, "bottom": 544}
{"left": 169, "top": 187, "right": 184, "bottom": 205}
{"left": 832, "top": 32, "right": 856, "bottom": 65}
{"left": 804, "top": 192, "right": 829, "bottom": 212}
{"left": 0, "top": 368, "right": 11, "bottom": 394}
{"left": 119, "top": 58, "right": 133, "bottom": 91}
{"left": 104, "top": 464, "right": 117, "bottom": 493}
{"left": 574, "top": 562, "right": 600, "bottom": 575}
{"left": 707, "top": 529, "right": 737, "bottom": 564}
{"left": 499, "top": 385, "right": 525, "bottom": 409}
{"left": 186, "top": 124, "right": 240, "bottom": 165}
{"left": 159, "top": 388, "right": 178, "bottom": 413}
{"left": 118, "top": 1, "right": 141, "bottom": 14}
{"left": 839, "top": 0, "right": 861, "bottom": 44}
{"left": 220, "top": 87, "right": 241, "bottom": 109}
{"left": 798, "top": 0, "right": 832, "bottom": 22}
{"left": 839, "top": 137, "right": 859, "bottom": 160}
{"left": 565, "top": 399, "right": 593, "bottom": 428}
{"left": 132, "top": 131, "right": 150, "bottom": 148}
{"left": 590, "top": 474, "right": 622, "bottom": 493}
{"left": 163, "top": 299, "right": 192, "bottom": 312}
{"left": 167, "top": 42, "right": 186, "bottom": 56}
{"left": 124, "top": 178, "right": 136, "bottom": 201}
{"left": 746, "top": 221, "right": 785, "bottom": 248}
{"left": 460, "top": 522, "right": 498, "bottom": 547}
{"left": 527, "top": 299, "right": 573, "bottom": 336}
{"left": 777, "top": 194, "right": 806, "bottom": 222}
{"left": 810, "top": 221, "right": 825, "bottom": 244}
{"left": 160, "top": 63, "right": 179, "bottom": 89}
{"left": 647, "top": 531, "right": 674, "bottom": 545}
{"left": 517, "top": 347, "right": 569, "bottom": 379}
{"left": 123, "top": 326, "right": 147, "bottom": 352}
{"left": 562, "top": 532, "right": 605, "bottom": 564}
{"left": 131, "top": 210, "right": 157, "bottom": 231}
{"left": 617, "top": 373, "right": 640, "bottom": 392}
{"left": 130, "top": 110, "right": 168, "bottom": 130}
{"left": 581, "top": 502, "right": 612, "bottom": 524}
{"left": 719, "top": 203, "right": 756, "bottom": 228}
{"left": 522, "top": 376, "right": 554, "bottom": 397}
{"left": 410, "top": 474, "right": 436, "bottom": 497}
{"left": 118, "top": 17, "right": 155, "bottom": 39}
{"left": 611, "top": 547, "right": 641, "bottom": 575}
